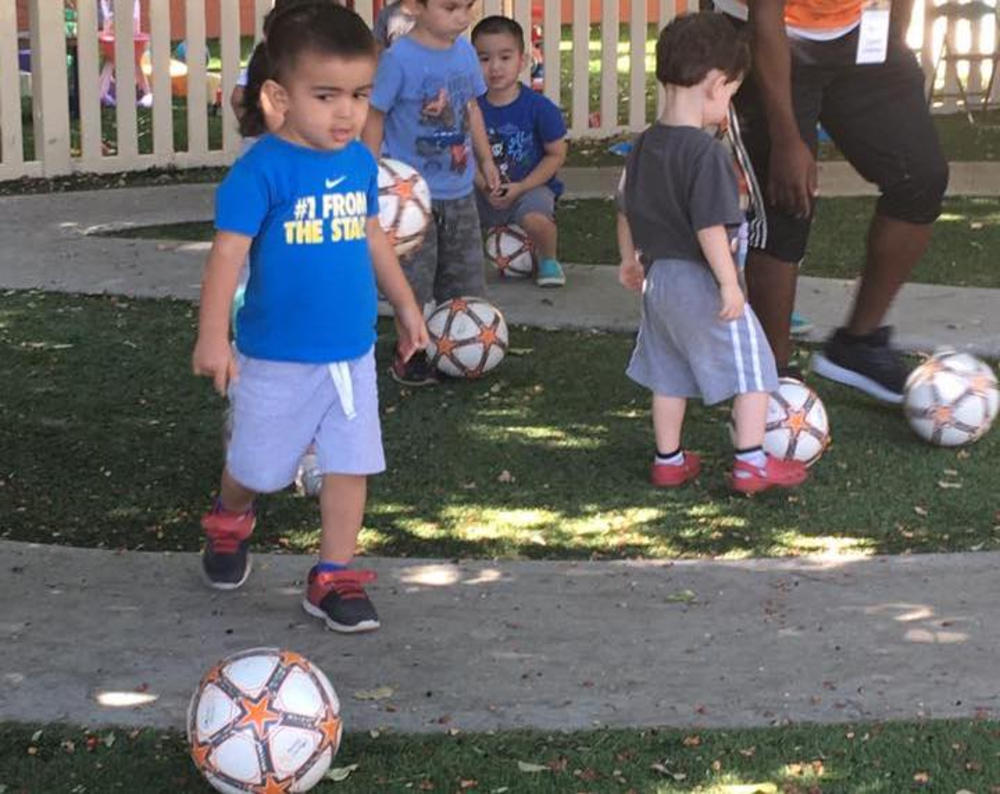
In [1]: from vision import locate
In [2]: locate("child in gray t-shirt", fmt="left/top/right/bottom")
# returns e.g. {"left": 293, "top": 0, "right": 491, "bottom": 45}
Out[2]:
{"left": 617, "top": 12, "right": 807, "bottom": 495}
{"left": 373, "top": 0, "right": 418, "bottom": 50}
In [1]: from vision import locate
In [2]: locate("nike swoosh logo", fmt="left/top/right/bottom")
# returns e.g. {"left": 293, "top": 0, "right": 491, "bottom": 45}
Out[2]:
{"left": 325, "top": 176, "right": 346, "bottom": 190}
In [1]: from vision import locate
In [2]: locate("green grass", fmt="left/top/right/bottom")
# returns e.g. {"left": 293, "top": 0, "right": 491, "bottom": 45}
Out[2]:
{"left": 98, "top": 196, "right": 1000, "bottom": 290}
{"left": 3, "top": 719, "right": 1000, "bottom": 792}
{"left": 2, "top": 290, "right": 998, "bottom": 560}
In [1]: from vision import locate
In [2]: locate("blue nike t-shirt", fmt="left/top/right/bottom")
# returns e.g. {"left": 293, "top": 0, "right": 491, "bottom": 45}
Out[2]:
{"left": 215, "top": 135, "right": 379, "bottom": 363}
{"left": 371, "top": 35, "right": 486, "bottom": 200}
{"left": 477, "top": 84, "right": 567, "bottom": 197}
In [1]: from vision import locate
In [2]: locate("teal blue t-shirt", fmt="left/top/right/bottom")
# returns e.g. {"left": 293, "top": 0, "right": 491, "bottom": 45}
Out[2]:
{"left": 371, "top": 35, "right": 486, "bottom": 200}
{"left": 215, "top": 135, "right": 380, "bottom": 363}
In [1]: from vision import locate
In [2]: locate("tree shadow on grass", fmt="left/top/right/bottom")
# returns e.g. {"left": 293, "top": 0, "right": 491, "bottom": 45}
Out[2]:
{"left": 1, "top": 292, "right": 996, "bottom": 560}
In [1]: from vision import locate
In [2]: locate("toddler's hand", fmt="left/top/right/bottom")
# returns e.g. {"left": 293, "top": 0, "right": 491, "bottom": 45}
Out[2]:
{"left": 718, "top": 282, "right": 745, "bottom": 321}
{"left": 618, "top": 252, "right": 644, "bottom": 292}
{"left": 192, "top": 335, "right": 238, "bottom": 396}
{"left": 395, "top": 304, "right": 429, "bottom": 363}
{"left": 482, "top": 160, "right": 502, "bottom": 195}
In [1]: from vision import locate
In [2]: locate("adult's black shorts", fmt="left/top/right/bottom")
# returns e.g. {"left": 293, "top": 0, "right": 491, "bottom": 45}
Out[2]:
{"left": 727, "top": 18, "right": 949, "bottom": 264}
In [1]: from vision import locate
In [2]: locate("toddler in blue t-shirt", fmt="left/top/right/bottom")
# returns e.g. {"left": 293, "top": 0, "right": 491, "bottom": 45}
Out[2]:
{"left": 363, "top": 0, "right": 502, "bottom": 387}
{"left": 191, "top": 3, "right": 427, "bottom": 634}
{"left": 472, "top": 15, "right": 568, "bottom": 288}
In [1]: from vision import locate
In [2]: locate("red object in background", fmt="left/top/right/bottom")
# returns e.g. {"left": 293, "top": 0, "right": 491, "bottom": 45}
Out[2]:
{"left": 98, "top": 32, "right": 149, "bottom": 62}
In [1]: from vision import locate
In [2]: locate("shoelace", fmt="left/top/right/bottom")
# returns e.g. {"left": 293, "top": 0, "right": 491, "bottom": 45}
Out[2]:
{"left": 318, "top": 569, "right": 377, "bottom": 601}
{"left": 205, "top": 527, "right": 247, "bottom": 555}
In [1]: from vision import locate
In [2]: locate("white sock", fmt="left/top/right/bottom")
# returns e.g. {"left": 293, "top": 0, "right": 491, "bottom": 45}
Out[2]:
{"left": 735, "top": 447, "right": 767, "bottom": 467}
{"left": 655, "top": 449, "right": 685, "bottom": 467}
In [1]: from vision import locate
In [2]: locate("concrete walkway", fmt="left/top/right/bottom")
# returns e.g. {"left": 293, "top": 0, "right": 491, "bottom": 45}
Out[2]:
{"left": 2, "top": 182, "right": 999, "bottom": 356}
{"left": 2, "top": 540, "right": 998, "bottom": 733}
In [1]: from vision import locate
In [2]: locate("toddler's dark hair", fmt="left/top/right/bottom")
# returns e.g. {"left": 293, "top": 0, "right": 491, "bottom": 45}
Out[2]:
{"left": 238, "top": 1, "right": 375, "bottom": 138}
{"left": 471, "top": 15, "right": 525, "bottom": 52}
{"left": 655, "top": 12, "right": 750, "bottom": 88}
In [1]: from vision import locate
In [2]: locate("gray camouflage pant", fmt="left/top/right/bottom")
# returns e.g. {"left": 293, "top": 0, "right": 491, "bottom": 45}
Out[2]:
{"left": 401, "top": 192, "right": 486, "bottom": 309}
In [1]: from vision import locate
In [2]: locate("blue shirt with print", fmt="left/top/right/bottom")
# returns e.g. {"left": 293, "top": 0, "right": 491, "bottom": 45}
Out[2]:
{"left": 477, "top": 84, "right": 567, "bottom": 197}
{"left": 371, "top": 35, "right": 486, "bottom": 200}
{"left": 215, "top": 135, "right": 379, "bottom": 363}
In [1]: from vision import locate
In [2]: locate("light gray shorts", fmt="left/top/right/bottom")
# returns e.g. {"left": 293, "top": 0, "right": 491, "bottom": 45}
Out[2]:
{"left": 476, "top": 184, "right": 556, "bottom": 229}
{"left": 226, "top": 348, "right": 385, "bottom": 492}
{"left": 626, "top": 259, "right": 778, "bottom": 405}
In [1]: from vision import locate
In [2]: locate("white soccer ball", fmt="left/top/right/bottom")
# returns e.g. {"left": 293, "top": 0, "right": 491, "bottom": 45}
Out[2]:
{"left": 188, "top": 648, "right": 342, "bottom": 794}
{"left": 377, "top": 158, "right": 432, "bottom": 257}
{"left": 484, "top": 224, "right": 534, "bottom": 278}
{"left": 426, "top": 297, "right": 509, "bottom": 378}
{"left": 763, "top": 378, "right": 831, "bottom": 466}
{"left": 903, "top": 350, "right": 998, "bottom": 446}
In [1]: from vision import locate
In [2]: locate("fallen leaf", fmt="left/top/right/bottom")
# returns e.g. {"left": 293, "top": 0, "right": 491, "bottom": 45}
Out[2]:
{"left": 506, "top": 348, "right": 533, "bottom": 356}
{"left": 30, "top": 730, "right": 43, "bottom": 743}
{"left": 353, "top": 685, "right": 394, "bottom": 701}
{"left": 497, "top": 470, "right": 514, "bottom": 483}
{"left": 665, "top": 589, "right": 697, "bottom": 604}
{"left": 458, "top": 779, "right": 478, "bottom": 789}
{"left": 914, "top": 506, "right": 929, "bottom": 517}
{"left": 682, "top": 734, "right": 702, "bottom": 747}
{"left": 324, "top": 764, "right": 359, "bottom": 782}
{"left": 368, "top": 729, "right": 380, "bottom": 739}
{"left": 937, "top": 481, "right": 962, "bottom": 489}
{"left": 516, "top": 761, "right": 548, "bottom": 773}
{"left": 913, "top": 771, "right": 930, "bottom": 784}
{"left": 718, "top": 785, "right": 777, "bottom": 794}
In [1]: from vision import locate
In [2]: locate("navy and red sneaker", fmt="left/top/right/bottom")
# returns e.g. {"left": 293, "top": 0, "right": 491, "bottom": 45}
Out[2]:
{"left": 302, "top": 567, "right": 380, "bottom": 633}
{"left": 728, "top": 454, "right": 808, "bottom": 495}
{"left": 649, "top": 451, "right": 701, "bottom": 488}
{"left": 200, "top": 503, "right": 255, "bottom": 590}
{"left": 390, "top": 350, "right": 438, "bottom": 387}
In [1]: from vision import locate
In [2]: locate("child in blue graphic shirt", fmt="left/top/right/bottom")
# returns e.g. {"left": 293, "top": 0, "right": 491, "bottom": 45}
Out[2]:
{"left": 192, "top": 3, "right": 428, "bottom": 633}
{"left": 472, "top": 15, "right": 568, "bottom": 288}
{"left": 363, "top": 0, "right": 502, "bottom": 387}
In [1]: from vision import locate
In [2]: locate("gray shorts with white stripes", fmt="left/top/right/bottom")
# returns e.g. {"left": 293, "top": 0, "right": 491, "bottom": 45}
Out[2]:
{"left": 626, "top": 259, "right": 779, "bottom": 405}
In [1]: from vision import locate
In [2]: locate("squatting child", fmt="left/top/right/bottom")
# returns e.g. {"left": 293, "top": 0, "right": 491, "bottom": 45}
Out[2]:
{"left": 471, "top": 15, "right": 568, "bottom": 288}
{"left": 617, "top": 13, "right": 808, "bottom": 494}
{"left": 192, "top": 3, "right": 428, "bottom": 632}
{"left": 363, "top": 0, "right": 501, "bottom": 386}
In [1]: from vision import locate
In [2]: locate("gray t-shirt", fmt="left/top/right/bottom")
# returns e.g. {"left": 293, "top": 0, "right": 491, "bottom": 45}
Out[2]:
{"left": 619, "top": 124, "right": 743, "bottom": 271}
{"left": 373, "top": 2, "right": 417, "bottom": 49}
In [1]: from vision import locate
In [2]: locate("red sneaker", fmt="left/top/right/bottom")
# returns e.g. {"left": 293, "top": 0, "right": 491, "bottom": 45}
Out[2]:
{"left": 728, "top": 454, "right": 808, "bottom": 494}
{"left": 649, "top": 452, "right": 701, "bottom": 488}
{"left": 302, "top": 568, "right": 380, "bottom": 633}
{"left": 200, "top": 505, "right": 255, "bottom": 590}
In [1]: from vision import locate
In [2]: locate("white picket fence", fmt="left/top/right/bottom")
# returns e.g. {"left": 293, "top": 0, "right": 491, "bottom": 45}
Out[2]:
{"left": 0, "top": 0, "right": 996, "bottom": 181}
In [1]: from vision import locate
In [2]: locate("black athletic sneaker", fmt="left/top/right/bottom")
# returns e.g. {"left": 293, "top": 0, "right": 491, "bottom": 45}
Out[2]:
{"left": 812, "top": 326, "right": 908, "bottom": 404}
{"left": 777, "top": 364, "right": 805, "bottom": 382}
{"left": 390, "top": 350, "right": 438, "bottom": 387}
{"left": 200, "top": 505, "right": 255, "bottom": 590}
{"left": 302, "top": 567, "right": 380, "bottom": 633}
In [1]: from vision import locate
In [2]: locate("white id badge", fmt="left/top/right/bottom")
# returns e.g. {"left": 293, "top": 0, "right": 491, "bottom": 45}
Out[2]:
{"left": 856, "top": 1, "right": 891, "bottom": 64}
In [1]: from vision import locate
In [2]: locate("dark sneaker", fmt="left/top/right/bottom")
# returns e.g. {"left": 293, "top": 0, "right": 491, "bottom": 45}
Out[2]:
{"left": 777, "top": 364, "right": 805, "bottom": 382}
{"left": 302, "top": 568, "right": 380, "bottom": 633}
{"left": 390, "top": 350, "right": 438, "bottom": 387}
{"left": 200, "top": 504, "right": 255, "bottom": 590}
{"left": 812, "top": 326, "right": 907, "bottom": 404}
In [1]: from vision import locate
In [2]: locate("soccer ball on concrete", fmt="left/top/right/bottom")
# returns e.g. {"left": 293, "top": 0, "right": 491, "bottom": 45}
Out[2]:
{"left": 903, "top": 350, "right": 998, "bottom": 446}
{"left": 377, "top": 158, "right": 432, "bottom": 257}
{"left": 188, "top": 648, "right": 341, "bottom": 793}
{"left": 764, "top": 377, "right": 831, "bottom": 467}
{"left": 426, "top": 297, "right": 509, "bottom": 378}
{"left": 484, "top": 224, "right": 534, "bottom": 278}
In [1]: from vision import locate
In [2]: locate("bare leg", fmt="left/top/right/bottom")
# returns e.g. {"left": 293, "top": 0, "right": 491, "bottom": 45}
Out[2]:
{"left": 652, "top": 395, "right": 686, "bottom": 453}
{"left": 319, "top": 474, "right": 367, "bottom": 564}
{"left": 745, "top": 249, "right": 798, "bottom": 369}
{"left": 519, "top": 211, "right": 558, "bottom": 260}
{"left": 731, "top": 391, "right": 768, "bottom": 450}
{"left": 219, "top": 468, "right": 255, "bottom": 513}
{"left": 847, "top": 214, "right": 933, "bottom": 336}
